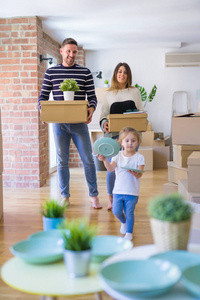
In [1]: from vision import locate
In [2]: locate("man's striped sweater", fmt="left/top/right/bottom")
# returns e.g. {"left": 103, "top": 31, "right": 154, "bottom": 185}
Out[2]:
{"left": 38, "top": 63, "right": 97, "bottom": 110}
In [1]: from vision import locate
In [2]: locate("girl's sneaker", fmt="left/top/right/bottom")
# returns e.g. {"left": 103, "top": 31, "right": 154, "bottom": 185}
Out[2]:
{"left": 120, "top": 222, "right": 127, "bottom": 234}
{"left": 124, "top": 233, "right": 133, "bottom": 240}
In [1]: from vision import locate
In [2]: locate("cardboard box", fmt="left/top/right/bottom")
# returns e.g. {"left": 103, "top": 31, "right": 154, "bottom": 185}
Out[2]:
{"left": 0, "top": 134, "right": 3, "bottom": 174}
{"left": 178, "top": 179, "right": 200, "bottom": 204}
{"left": 173, "top": 145, "right": 200, "bottom": 168}
{"left": 147, "top": 121, "right": 152, "bottom": 131}
{"left": 172, "top": 114, "right": 200, "bottom": 145}
{"left": 41, "top": 101, "right": 88, "bottom": 123}
{"left": 90, "top": 131, "right": 104, "bottom": 145}
{"left": 167, "top": 161, "right": 187, "bottom": 184}
{"left": 163, "top": 182, "right": 178, "bottom": 195}
{"left": 138, "top": 147, "right": 153, "bottom": 171}
{"left": 0, "top": 174, "right": 3, "bottom": 220}
{"left": 153, "top": 146, "right": 170, "bottom": 169}
{"left": 153, "top": 135, "right": 170, "bottom": 147}
{"left": 192, "top": 213, "right": 200, "bottom": 229}
{"left": 187, "top": 151, "right": 200, "bottom": 193}
{"left": 107, "top": 113, "right": 147, "bottom": 132}
{"left": 140, "top": 131, "right": 154, "bottom": 146}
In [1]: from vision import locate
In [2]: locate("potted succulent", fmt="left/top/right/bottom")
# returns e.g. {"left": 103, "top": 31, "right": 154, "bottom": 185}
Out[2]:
{"left": 40, "top": 198, "right": 67, "bottom": 231}
{"left": 59, "top": 78, "right": 80, "bottom": 101}
{"left": 135, "top": 83, "right": 157, "bottom": 107}
{"left": 147, "top": 193, "right": 193, "bottom": 252}
{"left": 59, "top": 218, "right": 97, "bottom": 278}
{"left": 104, "top": 79, "right": 109, "bottom": 88}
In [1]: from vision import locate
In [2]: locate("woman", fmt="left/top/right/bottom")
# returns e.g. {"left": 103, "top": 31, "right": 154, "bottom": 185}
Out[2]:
{"left": 100, "top": 62, "right": 144, "bottom": 210}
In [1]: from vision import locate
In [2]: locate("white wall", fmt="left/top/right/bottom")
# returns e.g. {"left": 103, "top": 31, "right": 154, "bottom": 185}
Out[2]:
{"left": 86, "top": 44, "right": 200, "bottom": 136}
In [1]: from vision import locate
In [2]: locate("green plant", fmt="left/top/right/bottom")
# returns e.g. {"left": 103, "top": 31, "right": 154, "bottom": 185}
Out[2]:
{"left": 104, "top": 79, "right": 109, "bottom": 84}
{"left": 40, "top": 198, "right": 67, "bottom": 218}
{"left": 147, "top": 193, "right": 193, "bottom": 222}
{"left": 135, "top": 83, "right": 157, "bottom": 107}
{"left": 59, "top": 79, "right": 80, "bottom": 92}
{"left": 59, "top": 218, "right": 98, "bottom": 251}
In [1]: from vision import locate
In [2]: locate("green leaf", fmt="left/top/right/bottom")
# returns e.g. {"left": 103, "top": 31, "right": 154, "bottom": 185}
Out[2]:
{"left": 147, "top": 193, "right": 193, "bottom": 222}
{"left": 59, "top": 218, "right": 98, "bottom": 251}
{"left": 135, "top": 83, "right": 147, "bottom": 102}
{"left": 148, "top": 85, "right": 157, "bottom": 102}
{"left": 40, "top": 198, "right": 67, "bottom": 218}
{"left": 59, "top": 79, "right": 80, "bottom": 92}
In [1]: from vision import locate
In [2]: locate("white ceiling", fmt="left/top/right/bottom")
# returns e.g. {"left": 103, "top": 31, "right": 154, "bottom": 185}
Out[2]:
{"left": 1, "top": 0, "right": 200, "bottom": 50}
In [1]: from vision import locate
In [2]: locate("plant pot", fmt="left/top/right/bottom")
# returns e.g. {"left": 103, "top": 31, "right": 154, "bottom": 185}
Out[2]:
{"left": 150, "top": 218, "right": 191, "bottom": 253}
{"left": 43, "top": 216, "right": 65, "bottom": 231}
{"left": 63, "top": 249, "right": 91, "bottom": 278}
{"left": 63, "top": 91, "right": 74, "bottom": 101}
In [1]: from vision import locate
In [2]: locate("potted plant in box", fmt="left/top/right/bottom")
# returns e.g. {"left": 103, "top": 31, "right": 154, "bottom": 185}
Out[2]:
{"left": 59, "top": 218, "right": 97, "bottom": 278}
{"left": 40, "top": 198, "right": 67, "bottom": 231}
{"left": 147, "top": 193, "right": 193, "bottom": 252}
{"left": 59, "top": 78, "right": 80, "bottom": 101}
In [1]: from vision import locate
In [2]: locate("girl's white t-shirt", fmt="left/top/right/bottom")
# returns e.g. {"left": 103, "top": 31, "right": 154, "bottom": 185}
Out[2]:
{"left": 112, "top": 151, "right": 145, "bottom": 196}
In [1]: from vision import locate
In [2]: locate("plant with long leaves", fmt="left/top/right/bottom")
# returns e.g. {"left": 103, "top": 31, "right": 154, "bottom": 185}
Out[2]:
{"left": 40, "top": 199, "right": 67, "bottom": 218}
{"left": 135, "top": 84, "right": 157, "bottom": 107}
{"left": 59, "top": 218, "right": 98, "bottom": 251}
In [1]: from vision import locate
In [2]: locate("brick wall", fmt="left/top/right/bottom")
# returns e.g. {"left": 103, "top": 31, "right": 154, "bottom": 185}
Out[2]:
{"left": 0, "top": 16, "right": 84, "bottom": 187}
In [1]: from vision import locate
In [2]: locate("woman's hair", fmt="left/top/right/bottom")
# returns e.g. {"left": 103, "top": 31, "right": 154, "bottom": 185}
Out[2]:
{"left": 118, "top": 127, "right": 141, "bottom": 144}
{"left": 108, "top": 62, "right": 132, "bottom": 91}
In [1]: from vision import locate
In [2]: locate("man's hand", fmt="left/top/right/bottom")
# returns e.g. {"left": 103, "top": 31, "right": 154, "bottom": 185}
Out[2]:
{"left": 86, "top": 107, "right": 94, "bottom": 124}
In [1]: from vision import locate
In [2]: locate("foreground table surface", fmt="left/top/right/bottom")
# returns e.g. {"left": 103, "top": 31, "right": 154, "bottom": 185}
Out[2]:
{"left": 100, "top": 243, "right": 200, "bottom": 300}
{"left": 1, "top": 258, "right": 102, "bottom": 298}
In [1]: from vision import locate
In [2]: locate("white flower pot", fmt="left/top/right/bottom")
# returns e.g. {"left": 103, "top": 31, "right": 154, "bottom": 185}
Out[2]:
{"left": 63, "top": 91, "right": 74, "bottom": 101}
{"left": 63, "top": 249, "right": 91, "bottom": 278}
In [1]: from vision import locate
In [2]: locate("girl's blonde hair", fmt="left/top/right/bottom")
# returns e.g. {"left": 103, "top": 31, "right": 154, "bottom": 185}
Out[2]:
{"left": 118, "top": 127, "right": 141, "bottom": 144}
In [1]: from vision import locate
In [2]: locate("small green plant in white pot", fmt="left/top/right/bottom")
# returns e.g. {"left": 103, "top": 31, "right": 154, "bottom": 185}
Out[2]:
{"left": 40, "top": 198, "right": 67, "bottom": 231}
{"left": 59, "top": 218, "right": 97, "bottom": 278}
{"left": 104, "top": 79, "right": 109, "bottom": 88}
{"left": 147, "top": 193, "right": 193, "bottom": 252}
{"left": 59, "top": 79, "right": 80, "bottom": 101}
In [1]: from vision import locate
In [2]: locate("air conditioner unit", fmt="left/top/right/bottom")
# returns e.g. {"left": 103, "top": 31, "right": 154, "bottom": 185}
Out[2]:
{"left": 165, "top": 53, "right": 200, "bottom": 67}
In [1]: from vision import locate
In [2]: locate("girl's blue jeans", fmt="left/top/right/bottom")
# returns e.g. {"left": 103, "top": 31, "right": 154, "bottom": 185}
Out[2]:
{"left": 112, "top": 194, "right": 138, "bottom": 233}
{"left": 53, "top": 123, "right": 98, "bottom": 198}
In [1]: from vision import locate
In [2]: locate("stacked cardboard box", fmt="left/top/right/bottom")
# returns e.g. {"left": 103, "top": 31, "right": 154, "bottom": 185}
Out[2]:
{"left": 164, "top": 113, "right": 200, "bottom": 196}
{"left": 0, "top": 110, "right": 3, "bottom": 219}
{"left": 140, "top": 130, "right": 170, "bottom": 169}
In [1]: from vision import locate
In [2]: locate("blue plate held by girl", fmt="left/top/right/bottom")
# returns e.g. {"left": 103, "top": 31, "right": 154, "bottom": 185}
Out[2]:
{"left": 93, "top": 137, "right": 120, "bottom": 158}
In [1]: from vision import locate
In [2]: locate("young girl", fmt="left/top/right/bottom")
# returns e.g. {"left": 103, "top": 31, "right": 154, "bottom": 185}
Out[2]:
{"left": 97, "top": 127, "right": 145, "bottom": 240}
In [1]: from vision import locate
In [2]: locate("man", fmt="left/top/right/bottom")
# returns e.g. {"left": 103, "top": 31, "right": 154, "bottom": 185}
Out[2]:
{"left": 38, "top": 38, "right": 102, "bottom": 209}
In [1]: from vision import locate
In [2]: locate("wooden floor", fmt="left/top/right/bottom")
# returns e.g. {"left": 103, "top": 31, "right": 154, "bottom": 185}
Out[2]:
{"left": 0, "top": 168, "right": 168, "bottom": 299}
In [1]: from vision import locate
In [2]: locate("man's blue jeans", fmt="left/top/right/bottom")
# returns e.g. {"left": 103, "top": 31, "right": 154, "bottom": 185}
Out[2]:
{"left": 112, "top": 194, "right": 138, "bottom": 233}
{"left": 53, "top": 123, "right": 98, "bottom": 198}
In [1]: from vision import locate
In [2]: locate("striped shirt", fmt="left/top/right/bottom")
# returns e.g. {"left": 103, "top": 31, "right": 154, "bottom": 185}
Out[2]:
{"left": 38, "top": 63, "right": 97, "bottom": 110}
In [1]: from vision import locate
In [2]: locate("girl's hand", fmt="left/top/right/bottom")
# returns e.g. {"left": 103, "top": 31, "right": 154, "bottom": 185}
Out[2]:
{"left": 127, "top": 170, "right": 142, "bottom": 179}
{"left": 103, "top": 121, "right": 109, "bottom": 133}
{"left": 97, "top": 154, "right": 105, "bottom": 161}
